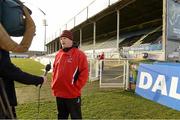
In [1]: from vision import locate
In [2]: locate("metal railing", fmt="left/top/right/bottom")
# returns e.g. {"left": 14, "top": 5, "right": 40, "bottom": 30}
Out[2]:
{"left": 88, "top": 58, "right": 129, "bottom": 89}
{"left": 88, "top": 59, "right": 99, "bottom": 81}
{"left": 99, "top": 59, "right": 129, "bottom": 89}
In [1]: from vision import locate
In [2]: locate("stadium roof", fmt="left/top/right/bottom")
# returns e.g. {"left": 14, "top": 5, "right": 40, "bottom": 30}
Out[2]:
{"left": 70, "top": 0, "right": 162, "bottom": 43}
{"left": 47, "top": 0, "right": 162, "bottom": 50}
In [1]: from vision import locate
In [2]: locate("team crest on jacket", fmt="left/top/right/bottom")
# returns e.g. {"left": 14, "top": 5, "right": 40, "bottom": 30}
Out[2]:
{"left": 67, "top": 56, "right": 73, "bottom": 63}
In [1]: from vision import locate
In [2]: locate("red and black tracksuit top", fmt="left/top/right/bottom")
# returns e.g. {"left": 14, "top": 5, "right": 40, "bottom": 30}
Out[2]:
{"left": 51, "top": 48, "right": 88, "bottom": 98}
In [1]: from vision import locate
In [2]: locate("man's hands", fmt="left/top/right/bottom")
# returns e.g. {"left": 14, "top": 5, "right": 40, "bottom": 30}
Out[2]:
{"left": 42, "top": 76, "right": 47, "bottom": 84}
{"left": 38, "top": 76, "right": 47, "bottom": 88}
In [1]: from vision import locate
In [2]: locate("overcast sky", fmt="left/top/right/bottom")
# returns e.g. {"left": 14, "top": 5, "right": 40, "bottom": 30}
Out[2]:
{"left": 15, "top": 0, "right": 94, "bottom": 51}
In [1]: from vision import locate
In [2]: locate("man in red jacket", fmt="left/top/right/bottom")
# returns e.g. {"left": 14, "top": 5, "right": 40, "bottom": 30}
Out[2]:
{"left": 51, "top": 30, "right": 88, "bottom": 119}
{"left": 98, "top": 52, "right": 105, "bottom": 71}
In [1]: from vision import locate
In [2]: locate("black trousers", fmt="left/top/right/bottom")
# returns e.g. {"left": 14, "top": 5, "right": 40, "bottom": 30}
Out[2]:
{"left": 56, "top": 97, "right": 82, "bottom": 120}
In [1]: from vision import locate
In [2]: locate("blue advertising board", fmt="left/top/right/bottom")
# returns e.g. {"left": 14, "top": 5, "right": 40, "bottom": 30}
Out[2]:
{"left": 135, "top": 63, "right": 180, "bottom": 111}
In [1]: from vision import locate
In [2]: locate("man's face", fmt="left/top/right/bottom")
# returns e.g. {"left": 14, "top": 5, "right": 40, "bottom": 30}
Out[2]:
{"left": 60, "top": 37, "right": 73, "bottom": 48}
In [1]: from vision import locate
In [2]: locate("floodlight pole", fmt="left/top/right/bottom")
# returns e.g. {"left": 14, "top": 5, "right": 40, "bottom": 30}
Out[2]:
{"left": 38, "top": 9, "right": 47, "bottom": 52}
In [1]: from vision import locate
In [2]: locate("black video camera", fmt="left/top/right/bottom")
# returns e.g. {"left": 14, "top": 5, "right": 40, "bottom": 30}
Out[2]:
{"left": 0, "top": 0, "right": 32, "bottom": 37}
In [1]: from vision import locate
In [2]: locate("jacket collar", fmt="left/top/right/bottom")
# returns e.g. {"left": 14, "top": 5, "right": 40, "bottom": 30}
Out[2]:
{"left": 59, "top": 47, "right": 76, "bottom": 55}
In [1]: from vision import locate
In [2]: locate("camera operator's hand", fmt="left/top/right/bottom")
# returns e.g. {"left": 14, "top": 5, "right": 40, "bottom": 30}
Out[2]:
{"left": 23, "top": 6, "right": 36, "bottom": 34}
{"left": 0, "top": 6, "right": 36, "bottom": 52}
